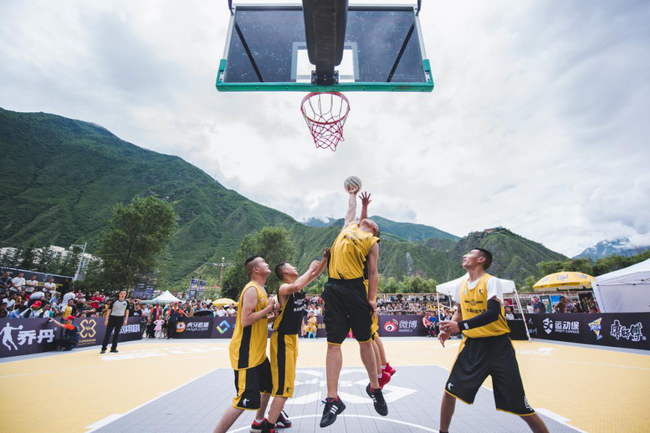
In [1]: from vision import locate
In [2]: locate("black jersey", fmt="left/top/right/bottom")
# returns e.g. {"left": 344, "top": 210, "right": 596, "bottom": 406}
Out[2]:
{"left": 273, "top": 292, "right": 306, "bottom": 335}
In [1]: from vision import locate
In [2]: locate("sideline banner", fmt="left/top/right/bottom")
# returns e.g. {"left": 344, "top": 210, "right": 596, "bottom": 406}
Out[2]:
{"left": 378, "top": 315, "right": 427, "bottom": 337}
{"left": 75, "top": 317, "right": 143, "bottom": 348}
{"left": 0, "top": 318, "right": 60, "bottom": 357}
{"left": 211, "top": 316, "right": 237, "bottom": 339}
{"left": 175, "top": 317, "right": 213, "bottom": 339}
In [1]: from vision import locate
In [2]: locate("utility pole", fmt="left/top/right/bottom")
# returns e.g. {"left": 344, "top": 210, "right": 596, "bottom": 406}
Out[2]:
{"left": 219, "top": 257, "right": 226, "bottom": 289}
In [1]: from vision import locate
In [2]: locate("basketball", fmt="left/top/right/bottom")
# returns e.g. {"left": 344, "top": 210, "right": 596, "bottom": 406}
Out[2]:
{"left": 344, "top": 176, "right": 362, "bottom": 193}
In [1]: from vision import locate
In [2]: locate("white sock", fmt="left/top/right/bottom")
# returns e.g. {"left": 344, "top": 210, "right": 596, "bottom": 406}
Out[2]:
{"left": 255, "top": 418, "right": 264, "bottom": 424}
{"left": 378, "top": 373, "right": 383, "bottom": 379}
{"left": 382, "top": 364, "right": 387, "bottom": 369}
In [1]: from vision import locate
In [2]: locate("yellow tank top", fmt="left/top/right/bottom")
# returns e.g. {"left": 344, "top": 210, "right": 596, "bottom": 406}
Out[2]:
{"left": 229, "top": 281, "right": 268, "bottom": 370}
{"left": 328, "top": 223, "right": 379, "bottom": 280}
{"left": 459, "top": 274, "right": 510, "bottom": 338}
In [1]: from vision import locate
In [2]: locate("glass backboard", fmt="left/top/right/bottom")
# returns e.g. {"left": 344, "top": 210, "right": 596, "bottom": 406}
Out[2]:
{"left": 216, "top": 4, "right": 434, "bottom": 92}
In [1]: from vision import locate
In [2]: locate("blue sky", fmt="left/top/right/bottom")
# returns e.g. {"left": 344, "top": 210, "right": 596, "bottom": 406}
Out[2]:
{"left": 1, "top": 0, "right": 649, "bottom": 256}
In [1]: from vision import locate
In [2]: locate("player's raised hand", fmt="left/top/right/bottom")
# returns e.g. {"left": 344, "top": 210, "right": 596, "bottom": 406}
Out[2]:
{"left": 309, "top": 260, "right": 320, "bottom": 270}
{"left": 360, "top": 191, "right": 372, "bottom": 206}
{"left": 322, "top": 247, "right": 330, "bottom": 260}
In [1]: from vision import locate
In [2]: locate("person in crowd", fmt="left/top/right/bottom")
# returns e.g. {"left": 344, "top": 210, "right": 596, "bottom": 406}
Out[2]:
{"left": 216, "top": 306, "right": 227, "bottom": 317}
{"left": 3, "top": 292, "right": 17, "bottom": 310}
{"left": 11, "top": 272, "right": 26, "bottom": 294}
{"left": 423, "top": 313, "right": 433, "bottom": 337}
{"left": 25, "top": 275, "right": 39, "bottom": 295}
{"left": 154, "top": 316, "right": 165, "bottom": 339}
{"left": 0, "top": 303, "right": 8, "bottom": 318}
{"left": 505, "top": 305, "right": 515, "bottom": 320}
{"left": 1, "top": 271, "right": 13, "bottom": 293}
{"left": 531, "top": 296, "right": 546, "bottom": 313}
{"left": 564, "top": 297, "right": 574, "bottom": 313}
{"left": 306, "top": 311, "right": 318, "bottom": 339}
{"left": 28, "top": 288, "right": 46, "bottom": 306}
{"left": 62, "top": 299, "right": 78, "bottom": 318}
{"left": 21, "top": 300, "right": 43, "bottom": 318}
{"left": 41, "top": 304, "right": 54, "bottom": 319}
{"left": 50, "top": 316, "right": 79, "bottom": 351}
{"left": 62, "top": 290, "right": 76, "bottom": 305}
{"left": 44, "top": 277, "right": 56, "bottom": 294}
{"left": 165, "top": 301, "right": 185, "bottom": 339}
{"left": 8, "top": 305, "right": 28, "bottom": 318}
{"left": 227, "top": 305, "right": 236, "bottom": 316}
{"left": 554, "top": 296, "right": 567, "bottom": 314}
{"left": 101, "top": 290, "right": 129, "bottom": 354}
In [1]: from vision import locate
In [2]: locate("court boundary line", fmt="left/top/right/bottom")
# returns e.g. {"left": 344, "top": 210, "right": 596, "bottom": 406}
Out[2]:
{"left": 85, "top": 367, "right": 226, "bottom": 432}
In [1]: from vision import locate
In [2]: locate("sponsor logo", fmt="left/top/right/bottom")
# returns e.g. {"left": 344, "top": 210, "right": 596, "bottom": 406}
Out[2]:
{"left": 120, "top": 323, "right": 141, "bottom": 334}
{"left": 0, "top": 322, "right": 55, "bottom": 352}
{"left": 542, "top": 318, "right": 553, "bottom": 334}
{"left": 543, "top": 318, "right": 580, "bottom": 335}
{"left": 217, "top": 320, "right": 231, "bottom": 334}
{"left": 610, "top": 320, "right": 646, "bottom": 342}
{"left": 242, "top": 398, "right": 248, "bottom": 407}
{"left": 176, "top": 322, "right": 187, "bottom": 333}
{"left": 588, "top": 318, "right": 603, "bottom": 340}
{"left": 184, "top": 321, "right": 210, "bottom": 332}
{"left": 524, "top": 396, "right": 532, "bottom": 411}
{"left": 79, "top": 319, "right": 97, "bottom": 339}
{"left": 383, "top": 319, "right": 398, "bottom": 333}
{"left": 447, "top": 383, "right": 454, "bottom": 391}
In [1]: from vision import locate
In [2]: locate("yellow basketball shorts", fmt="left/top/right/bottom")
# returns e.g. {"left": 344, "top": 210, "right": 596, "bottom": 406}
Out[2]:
{"left": 371, "top": 312, "right": 379, "bottom": 341}
{"left": 270, "top": 332, "right": 299, "bottom": 398}
{"left": 232, "top": 358, "right": 272, "bottom": 410}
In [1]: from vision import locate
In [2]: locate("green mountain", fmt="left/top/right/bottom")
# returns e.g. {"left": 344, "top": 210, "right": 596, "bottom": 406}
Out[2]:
{"left": 0, "top": 108, "right": 567, "bottom": 288}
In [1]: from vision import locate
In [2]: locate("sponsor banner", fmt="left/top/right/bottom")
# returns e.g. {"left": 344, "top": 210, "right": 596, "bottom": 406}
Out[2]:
{"left": 507, "top": 320, "right": 529, "bottom": 341}
{"left": 0, "top": 317, "right": 143, "bottom": 358}
{"left": 526, "top": 313, "right": 649, "bottom": 350}
{"left": 0, "top": 318, "right": 61, "bottom": 358}
{"left": 378, "top": 315, "right": 427, "bottom": 337}
{"left": 211, "top": 316, "right": 237, "bottom": 339}
{"left": 583, "top": 313, "right": 649, "bottom": 350}
{"left": 77, "top": 317, "right": 143, "bottom": 348}
{"left": 526, "top": 314, "right": 585, "bottom": 343}
{"left": 175, "top": 317, "right": 213, "bottom": 339}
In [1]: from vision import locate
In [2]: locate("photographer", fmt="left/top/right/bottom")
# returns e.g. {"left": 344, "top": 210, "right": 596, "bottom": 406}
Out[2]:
{"left": 49, "top": 316, "right": 80, "bottom": 351}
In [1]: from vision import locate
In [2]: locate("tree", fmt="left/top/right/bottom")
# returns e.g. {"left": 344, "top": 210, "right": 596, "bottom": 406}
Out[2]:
{"left": 221, "top": 227, "right": 296, "bottom": 300}
{"left": 97, "top": 196, "right": 177, "bottom": 292}
{"left": 20, "top": 247, "right": 37, "bottom": 270}
{"left": 34, "top": 247, "right": 56, "bottom": 273}
{"left": 520, "top": 275, "right": 538, "bottom": 293}
{"left": 59, "top": 246, "right": 82, "bottom": 276}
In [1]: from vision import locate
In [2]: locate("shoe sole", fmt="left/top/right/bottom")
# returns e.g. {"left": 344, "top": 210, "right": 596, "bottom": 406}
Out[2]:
{"left": 319, "top": 402, "right": 346, "bottom": 428}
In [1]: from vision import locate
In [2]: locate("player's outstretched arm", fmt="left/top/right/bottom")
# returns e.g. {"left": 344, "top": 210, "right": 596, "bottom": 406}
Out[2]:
{"left": 344, "top": 191, "right": 358, "bottom": 226}
{"left": 438, "top": 303, "right": 462, "bottom": 347}
{"left": 240, "top": 287, "right": 276, "bottom": 327}
{"left": 279, "top": 249, "right": 330, "bottom": 297}
{"left": 359, "top": 191, "right": 371, "bottom": 221}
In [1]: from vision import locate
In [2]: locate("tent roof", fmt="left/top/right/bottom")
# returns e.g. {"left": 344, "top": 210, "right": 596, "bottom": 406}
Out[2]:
{"left": 594, "top": 258, "right": 650, "bottom": 286}
{"left": 146, "top": 290, "right": 182, "bottom": 303}
{"left": 437, "top": 274, "right": 517, "bottom": 296}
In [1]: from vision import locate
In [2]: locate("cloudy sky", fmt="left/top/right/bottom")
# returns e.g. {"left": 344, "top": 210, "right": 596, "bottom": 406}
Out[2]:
{"left": 2, "top": 0, "right": 649, "bottom": 257}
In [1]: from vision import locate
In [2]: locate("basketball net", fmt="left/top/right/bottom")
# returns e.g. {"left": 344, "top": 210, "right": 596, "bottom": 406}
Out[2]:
{"left": 301, "top": 92, "right": 350, "bottom": 151}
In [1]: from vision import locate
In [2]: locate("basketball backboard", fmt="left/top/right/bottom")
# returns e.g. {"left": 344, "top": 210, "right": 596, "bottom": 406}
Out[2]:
{"left": 216, "top": 3, "right": 433, "bottom": 92}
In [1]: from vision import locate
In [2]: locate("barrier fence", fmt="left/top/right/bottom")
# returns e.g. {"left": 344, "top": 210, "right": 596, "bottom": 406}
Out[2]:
{"left": 2, "top": 312, "right": 647, "bottom": 358}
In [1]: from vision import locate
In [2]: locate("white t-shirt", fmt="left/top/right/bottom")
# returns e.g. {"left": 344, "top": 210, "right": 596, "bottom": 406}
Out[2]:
{"left": 25, "top": 279, "right": 39, "bottom": 292}
{"left": 44, "top": 282, "right": 56, "bottom": 292}
{"left": 3, "top": 299, "right": 15, "bottom": 309}
{"left": 12, "top": 277, "right": 25, "bottom": 291}
{"left": 29, "top": 291, "right": 45, "bottom": 300}
{"left": 216, "top": 309, "right": 226, "bottom": 317}
{"left": 62, "top": 292, "right": 76, "bottom": 304}
{"left": 453, "top": 275, "right": 503, "bottom": 305}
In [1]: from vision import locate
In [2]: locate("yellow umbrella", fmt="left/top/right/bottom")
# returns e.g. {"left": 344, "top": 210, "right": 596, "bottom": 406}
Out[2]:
{"left": 212, "top": 298, "right": 236, "bottom": 306}
{"left": 533, "top": 272, "right": 595, "bottom": 291}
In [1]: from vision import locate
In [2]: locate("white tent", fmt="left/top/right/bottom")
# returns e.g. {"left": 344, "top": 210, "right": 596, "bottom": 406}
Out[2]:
{"left": 141, "top": 290, "right": 182, "bottom": 304}
{"left": 592, "top": 258, "right": 650, "bottom": 313}
{"left": 436, "top": 274, "right": 530, "bottom": 340}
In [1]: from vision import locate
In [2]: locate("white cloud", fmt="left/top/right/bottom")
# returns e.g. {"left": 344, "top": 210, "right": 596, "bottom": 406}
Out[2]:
{"left": 1, "top": 0, "right": 649, "bottom": 257}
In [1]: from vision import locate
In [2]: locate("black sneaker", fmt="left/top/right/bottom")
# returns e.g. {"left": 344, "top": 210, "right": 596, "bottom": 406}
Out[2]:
{"left": 366, "top": 384, "right": 388, "bottom": 416}
{"left": 275, "top": 410, "right": 291, "bottom": 429}
{"left": 260, "top": 420, "right": 275, "bottom": 433}
{"left": 100, "top": 349, "right": 106, "bottom": 354}
{"left": 320, "top": 397, "right": 346, "bottom": 428}
{"left": 110, "top": 349, "right": 119, "bottom": 353}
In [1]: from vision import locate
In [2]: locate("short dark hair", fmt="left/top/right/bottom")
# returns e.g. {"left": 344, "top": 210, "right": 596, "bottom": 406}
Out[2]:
{"left": 244, "top": 255, "right": 261, "bottom": 276}
{"left": 473, "top": 247, "right": 493, "bottom": 270}
{"left": 275, "top": 262, "right": 289, "bottom": 280}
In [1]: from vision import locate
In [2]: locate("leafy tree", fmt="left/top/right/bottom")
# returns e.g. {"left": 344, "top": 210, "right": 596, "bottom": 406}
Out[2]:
{"left": 34, "top": 247, "right": 56, "bottom": 273}
{"left": 97, "top": 196, "right": 177, "bottom": 291}
{"left": 5, "top": 248, "right": 23, "bottom": 268}
{"left": 20, "top": 247, "right": 37, "bottom": 270}
{"left": 520, "top": 275, "right": 538, "bottom": 293}
{"left": 222, "top": 227, "right": 296, "bottom": 300}
{"left": 58, "top": 246, "right": 82, "bottom": 276}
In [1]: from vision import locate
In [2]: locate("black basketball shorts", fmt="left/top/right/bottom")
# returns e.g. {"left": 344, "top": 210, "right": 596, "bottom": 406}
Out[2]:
{"left": 232, "top": 358, "right": 272, "bottom": 410}
{"left": 444, "top": 334, "right": 535, "bottom": 416}
{"left": 322, "top": 278, "right": 373, "bottom": 344}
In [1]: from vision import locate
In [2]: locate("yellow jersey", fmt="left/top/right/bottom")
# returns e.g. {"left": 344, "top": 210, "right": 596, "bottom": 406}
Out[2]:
{"left": 458, "top": 273, "right": 510, "bottom": 338}
{"left": 229, "top": 281, "right": 269, "bottom": 370}
{"left": 328, "top": 223, "right": 379, "bottom": 280}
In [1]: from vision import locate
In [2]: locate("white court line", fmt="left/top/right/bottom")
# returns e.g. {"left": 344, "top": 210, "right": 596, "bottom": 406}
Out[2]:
{"left": 227, "top": 414, "right": 438, "bottom": 432}
{"left": 536, "top": 408, "right": 589, "bottom": 433}
{"left": 86, "top": 367, "right": 225, "bottom": 432}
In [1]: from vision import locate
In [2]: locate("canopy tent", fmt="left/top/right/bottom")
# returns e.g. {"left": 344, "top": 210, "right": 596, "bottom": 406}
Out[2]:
{"left": 533, "top": 272, "right": 594, "bottom": 291}
{"left": 212, "top": 298, "right": 237, "bottom": 307}
{"left": 141, "top": 290, "right": 182, "bottom": 304}
{"left": 592, "top": 259, "right": 650, "bottom": 313}
{"left": 437, "top": 275, "right": 530, "bottom": 341}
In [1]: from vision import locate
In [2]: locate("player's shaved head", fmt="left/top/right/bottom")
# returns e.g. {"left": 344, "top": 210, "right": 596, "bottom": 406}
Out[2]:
{"left": 472, "top": 247, "right": 493, "bottom": 270}
{"left": 244, "top": 255, "right": 261, "bottom": 276}
{"left": 275, "top": 262, "right": 289, "bottom": 280}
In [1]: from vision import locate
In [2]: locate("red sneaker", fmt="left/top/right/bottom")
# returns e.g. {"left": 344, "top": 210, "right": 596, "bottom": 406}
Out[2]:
{"left": 378, "top": 371, "right": 392, "bottom": 388}
{"left": 250, "top": 419, "right": 266, "bottom": 433}
{"left": 383, "top": 362, "right": 396, "bottom": 376}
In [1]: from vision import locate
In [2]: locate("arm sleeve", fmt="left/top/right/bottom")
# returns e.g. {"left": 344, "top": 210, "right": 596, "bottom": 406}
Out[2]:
{"left": 458, "top": 299, "right": 501, "bottom": 331}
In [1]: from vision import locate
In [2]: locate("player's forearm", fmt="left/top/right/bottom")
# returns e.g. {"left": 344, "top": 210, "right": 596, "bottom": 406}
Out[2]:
{"left": 367, "top": 270, "right": 379, "bottom": 301}
{"left": 360, "top": 201, "right": 369, "bottom": 221}
{"left": 241, "top": 305, "right": 272, "bottom": 327}
{"left": 452, "top": 307, "right": 462, "bottom": 322}
{"left": 344, "top": 193, "right": 357, "bottom": 224}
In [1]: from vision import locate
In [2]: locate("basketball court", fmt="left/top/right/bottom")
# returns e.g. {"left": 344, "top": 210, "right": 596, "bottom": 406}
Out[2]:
{"left": 1, "top": 337, "right": 649, "bottom": 433}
